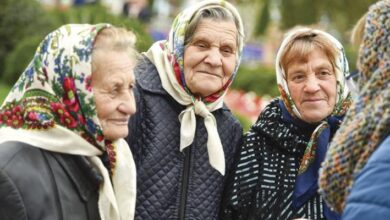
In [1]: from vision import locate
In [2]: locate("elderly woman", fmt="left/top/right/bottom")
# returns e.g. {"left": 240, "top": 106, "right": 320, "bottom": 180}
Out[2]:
{"left": 319, "top": 1, "right": 390, "bottom": 218}
{"left": 0, "top": 24, "right": 138, "bottom": 220}
{"left": 125, "top": 0, "right": 245, "bottom": 219}
{"left": 221, "top": 27, "right": 352, "bottom": 220}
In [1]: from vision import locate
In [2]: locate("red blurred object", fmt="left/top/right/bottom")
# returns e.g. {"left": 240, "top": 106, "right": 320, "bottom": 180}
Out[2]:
{"left": 225, "top": 90, "right": 270, "bottom": 123}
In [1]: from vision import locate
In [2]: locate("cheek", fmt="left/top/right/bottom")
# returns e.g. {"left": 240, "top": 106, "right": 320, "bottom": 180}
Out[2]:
{"left": 223, "top": 58, "right": 236, "bottom": 78}
{"left": 287, "top": 83, "right": 300, "bottom": 103}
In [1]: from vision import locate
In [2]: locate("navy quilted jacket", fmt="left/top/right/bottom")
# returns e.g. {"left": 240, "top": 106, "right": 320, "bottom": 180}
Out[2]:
{"left": 126, "top": 57, "right": 243, "bottom": 220}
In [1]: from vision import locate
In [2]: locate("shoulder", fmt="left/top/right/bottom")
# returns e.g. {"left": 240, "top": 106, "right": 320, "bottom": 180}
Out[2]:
{"left": 342, "top": 136, "right": 390, "bottom": 220}
{"left": 135, "top": 56, "right": 167, "bottom": 95}
{"left": 0, "top": 141, "right": 43, "bottom": 169}
{"left": 0, "top": 142, "right": 41, "bottom": 220}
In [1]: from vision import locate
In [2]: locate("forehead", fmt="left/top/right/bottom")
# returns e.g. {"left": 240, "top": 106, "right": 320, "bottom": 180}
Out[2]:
{"left": 93, "top": 51, "right": 135, "bottom": 80}
{"left": 192, "top": 19, "right": 237, "bottom": 42}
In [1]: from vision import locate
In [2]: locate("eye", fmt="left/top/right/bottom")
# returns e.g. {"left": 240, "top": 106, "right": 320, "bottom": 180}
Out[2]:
{"left": 317, "top": 69, "right": 333, "bottom": 78}
{"left": 128, "top": 83, "right": 135, "bottom": 91}
{"left": 193, "top": 41, "right": 208, "bottom": 49}
{"left": 290, "top": 73, "right": 305, "bottom": 82}
{"left": 221, "top": 46, "right": 234, "bottom": 55}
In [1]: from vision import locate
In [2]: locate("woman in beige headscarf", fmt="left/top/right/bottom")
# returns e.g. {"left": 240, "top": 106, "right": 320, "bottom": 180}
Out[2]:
{"left": 126, "top": 0, "right": 245, "bottom": 219}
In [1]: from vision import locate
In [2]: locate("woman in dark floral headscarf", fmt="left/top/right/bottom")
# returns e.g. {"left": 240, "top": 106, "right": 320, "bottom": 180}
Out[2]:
{"left": 319, "top": 0, "right": 390, "bottom": 217}
{"left": 0, "top": 24, "right": 138, "bottom": 220}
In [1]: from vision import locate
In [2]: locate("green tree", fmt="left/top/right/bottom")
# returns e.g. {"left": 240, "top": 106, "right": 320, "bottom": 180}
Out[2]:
{"left": 0, "top": 0, "right": 56, "bottom": 78}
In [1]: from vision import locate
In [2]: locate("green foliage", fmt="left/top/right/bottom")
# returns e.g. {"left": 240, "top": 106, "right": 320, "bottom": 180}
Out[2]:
{"left": 47, "top": 4, "right": 153, "bottom": 52}
{"left": 232, "top": 65, "right": 279, "bottom": 98}
{"left": 233, "top": 111, "right": 253, "bottom": 133}
{"left": 254, "top": 0, "right": 270, "bottom": 36}
{"left": 280, "top": 0, "right": 322, "bottom": 30}
{"left": 3, "top": 36, "right": 43, "bottom": 85}
{"left": 0, "top": 83, "right": 12, "bottom": 104}
{"left": 0, "top": 0, "right": 56, "bottom": 77}
{"left": 1, "top": 3, "right": 153, "bottom": 87}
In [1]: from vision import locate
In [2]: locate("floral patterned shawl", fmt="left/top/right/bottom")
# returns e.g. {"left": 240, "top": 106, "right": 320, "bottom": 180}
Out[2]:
{"left": 274, "top": 27, "right": 351, "bottom": 219}
{"left": 319, "top": 0, "right": 390, "bottom": 213}
{"left": 0, "top": 24, "right": 136, "bottom": 220}
{"left": 145, "top": 0, "right": 244, "bottom": 175}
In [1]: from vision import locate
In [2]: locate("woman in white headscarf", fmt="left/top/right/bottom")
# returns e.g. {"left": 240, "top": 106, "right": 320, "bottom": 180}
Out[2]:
{"left": 0, "top": 24, "right": 138, "bottom": 220}
{"left": 221, "top": 27, "right": 352, "bottom": 220}
{"left": 125, "top": 0, "right": 245, "bottom": 219}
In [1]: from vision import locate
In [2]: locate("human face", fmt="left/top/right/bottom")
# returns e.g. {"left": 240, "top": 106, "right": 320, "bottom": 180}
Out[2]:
{"left": 286, "top": 49, "right": 337, "bottom": 123}
{"left": 183, "top": 19, "right": 237, "bottom": 98}
{"left": 92, "top": 51, "right": 136, "bottom": 141}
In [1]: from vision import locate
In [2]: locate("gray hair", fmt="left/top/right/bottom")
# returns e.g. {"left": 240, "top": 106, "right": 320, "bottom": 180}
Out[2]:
{"left": 92, "top": 27, "right": 139, "bottom": 73}
{"left": 184, "top": 5, "right": 243, "bottom": 49}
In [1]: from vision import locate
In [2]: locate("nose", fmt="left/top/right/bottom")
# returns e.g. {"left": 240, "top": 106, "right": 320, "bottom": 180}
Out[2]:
{"left": 304, "top": 75, "right": 321, "bottom": 93}
{"left": 118, "top": 92, "right": 136, "bottom": 116}
{"left": 204, "top": 47, "right": 222, "bottom": 67}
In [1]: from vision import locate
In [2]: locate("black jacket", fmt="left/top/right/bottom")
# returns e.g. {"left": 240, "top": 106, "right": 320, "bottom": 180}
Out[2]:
{"left": 221, "top": 99, "right": 336, "bottom": 220}
{"left": 127, "top": 57, "right": 243, "bottom": 220}
{"left": 0, "top": 141, "right": 102, "bottom": 220}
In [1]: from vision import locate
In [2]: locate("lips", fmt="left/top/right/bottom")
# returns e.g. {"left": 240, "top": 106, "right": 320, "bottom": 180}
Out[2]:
{"left": 198, "top": 71, "right": 222, "bottom": 78}
{"left": 108, "top": 118, "right": 129, "bottom": 125}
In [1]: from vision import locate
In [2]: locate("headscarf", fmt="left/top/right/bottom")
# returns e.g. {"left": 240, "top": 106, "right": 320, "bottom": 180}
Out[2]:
{"left": 145, "top": 0, "right": 244, "bottom": 175}
{"left": 319, "top": 0, "right": 390, "bottom": 213}
{"left": 275, "top": 27, "right": 351, "bottom": 218}
{"left": 0, "top": 24, "right": 137, "bottom": 220}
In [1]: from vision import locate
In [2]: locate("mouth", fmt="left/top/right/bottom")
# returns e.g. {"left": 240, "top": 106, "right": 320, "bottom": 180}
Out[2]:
{"left": 108, "top": 118, "right": 129, "bottom": 125}
{"left": 302, "top": 98, "right": 325, "bottom": 104}
{"left": 198, "top": 71, "right": 223, "bottom": 78}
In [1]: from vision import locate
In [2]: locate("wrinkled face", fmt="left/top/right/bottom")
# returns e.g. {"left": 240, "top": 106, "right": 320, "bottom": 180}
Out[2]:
{"left": 287, "top": 49, "right": 337, "bottom": 123}
{"left": 183, "top": 19, "right": 237, "bottom": 98}
{"left": 92, "top": 51, "right": 136, "bottom": 141}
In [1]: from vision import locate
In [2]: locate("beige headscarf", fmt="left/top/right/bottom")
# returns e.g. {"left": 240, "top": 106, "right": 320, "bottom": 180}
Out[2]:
{"left": 145, "top": 0, "right": 244, "bottom": 175}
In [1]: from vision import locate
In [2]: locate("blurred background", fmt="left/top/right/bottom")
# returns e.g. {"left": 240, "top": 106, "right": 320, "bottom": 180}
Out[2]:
{"left": 0, "top": 0, "right": 377, "bottom": 130}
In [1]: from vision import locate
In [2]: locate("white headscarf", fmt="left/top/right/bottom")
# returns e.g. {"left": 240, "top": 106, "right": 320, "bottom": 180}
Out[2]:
{"left": 145, "top": 0, "right": 245, "bottom": 175}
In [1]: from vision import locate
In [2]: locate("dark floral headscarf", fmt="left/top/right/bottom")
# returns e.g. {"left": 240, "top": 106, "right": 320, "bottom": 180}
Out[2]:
{"left": 319, "top": 0, "right": 390, "bottom": 213}
{"left": 274, "top": 27, "right": 352, "bottom": 219}
{"left": 0, "top": 24, "right": 136, "bottom": 220}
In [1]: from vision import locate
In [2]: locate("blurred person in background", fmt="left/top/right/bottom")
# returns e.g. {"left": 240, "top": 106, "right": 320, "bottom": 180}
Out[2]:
{"left": 221, "top": 27, "right": 352, "bottom": 220}
{"left": 319, "top": 0, "right": 390, "bottom": 218}
{"left": 126, "top": 0, "right": 245, "bottom": 219}
{"left": 0, "top": 24, "right": 138, "bottom": 220}
{"left": 122, "top": 0, "right": 152, "bottom": 23}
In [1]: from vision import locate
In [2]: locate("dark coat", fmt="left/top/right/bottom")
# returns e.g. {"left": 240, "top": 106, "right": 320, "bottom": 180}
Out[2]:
{"left": 221, "top": 99, "right": 337, "bottom": 220}
{"left": 127, "top": 57, "right": 243, "bottom": 220}
{"left": 0, "top": 141, "right": 102, "bottom": 220}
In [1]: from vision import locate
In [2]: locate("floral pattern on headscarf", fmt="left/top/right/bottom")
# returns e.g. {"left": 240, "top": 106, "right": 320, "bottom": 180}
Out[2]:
{"left": 166, "top": 0, "right": 244, "bottom": 103}
{"left": 319, "top": 0, "right": 390, "bottom": 213}
{"left": 0, "top": 23, "right": 109, "bottom": 150}
{"left": 145, "top": 0, "right": 245, "bottom": 175}
{"left": 273, "top": 27, "right": 351, "bottom": 219}
{"left": 275, "top": 27, "right": 351, "bottom": 174}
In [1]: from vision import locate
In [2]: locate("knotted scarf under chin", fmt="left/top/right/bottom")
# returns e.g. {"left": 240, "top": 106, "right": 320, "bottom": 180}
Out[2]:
{"left": 279, "top": 100, "right": 341, "bottom": 220}
{"left": 179, "top": 99, "right": 225, "bottom": 175}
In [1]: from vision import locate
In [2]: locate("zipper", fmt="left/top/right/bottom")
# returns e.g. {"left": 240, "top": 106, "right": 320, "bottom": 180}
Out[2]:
{"left": 179, "top": 145, "right": 191, "bottom": 220}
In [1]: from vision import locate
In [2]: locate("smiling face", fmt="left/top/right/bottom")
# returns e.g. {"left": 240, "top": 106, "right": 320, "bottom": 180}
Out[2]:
{"left": 183, "top": 19, "right": 237, "bottom": 98}
{"left": 92, "top": 51, "right": 136, "bottom": 141}
{"left": 287, "top": 49, "right": 337, "bottom": 123}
